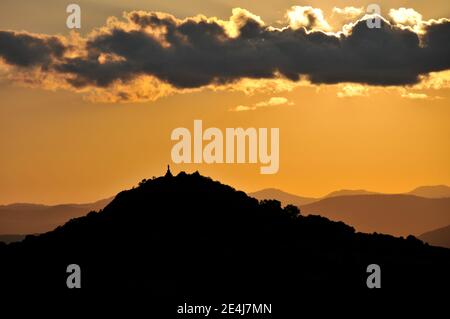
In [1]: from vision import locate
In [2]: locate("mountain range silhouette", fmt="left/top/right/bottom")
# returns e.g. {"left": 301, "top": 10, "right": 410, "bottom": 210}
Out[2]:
{"left": 251, "top": 188, "right": 450, "bottom": 237}
{"left": 0, "top": 171, "right": 449, "bottom": 297}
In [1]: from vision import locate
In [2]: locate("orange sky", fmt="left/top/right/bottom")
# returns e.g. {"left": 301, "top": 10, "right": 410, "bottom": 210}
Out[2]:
{"left": 0, "top": 0, "right": 449, "bottom": 204}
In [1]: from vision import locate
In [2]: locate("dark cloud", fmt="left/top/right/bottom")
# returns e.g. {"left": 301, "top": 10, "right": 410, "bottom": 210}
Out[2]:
{"left": 0, "top": 11, "right": 449, "bottom": 91}
{"left": 0, "top": 31, "right": 65, "bottom": 67}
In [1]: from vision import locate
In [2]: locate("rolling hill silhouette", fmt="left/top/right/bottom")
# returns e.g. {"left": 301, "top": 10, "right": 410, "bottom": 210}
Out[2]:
{"left": 0, "top": 198, "right": 112, "bottom": 235}
{"left": 0, "top": 171, "right": 449, "bottom": 296}
{"left": 252, "top": 188, "right": 450, "bottom": 237}
{"left": 249, "top": 188, "right": 317, "bottom": 206}
{"left": 249, "top": 188, "right": 378, "bottom": 207}
{"left": 407, "top": 185, "right": 450, "bottom": 198}
{"left": 300, "top": 195, "right": 450, "bottom": 237}
{"left": 419, "top": 225, "right": 450, "bottom": 248}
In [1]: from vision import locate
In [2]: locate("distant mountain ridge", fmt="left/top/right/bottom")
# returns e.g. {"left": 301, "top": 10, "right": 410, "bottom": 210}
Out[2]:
{"left": 300, "top": 194, "right": 450, "bottom": 237}
{"left": 419, "top": 225, "right": 450, "bottom": 248}
{"left": 251, "top": 185, "right": 450, "bottom": 203}
{"left": 407, "top": 185, "right": 450, "bottom": 198}
{"left": 0, "top": 197, "right": 112, "bottom": 235}
{"left": 250, "top": 185, "right": 450, "bottom": 237}
{"left": 249, "top": 188, "right": 380, "bottom": 206}
{"left": 249, "top": 188, "right": 317, "bottom": 206}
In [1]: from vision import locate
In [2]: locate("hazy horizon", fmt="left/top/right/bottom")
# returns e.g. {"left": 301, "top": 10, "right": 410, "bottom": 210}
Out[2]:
{"left": 1, "top": 174, "right": 449, "bottom": 206}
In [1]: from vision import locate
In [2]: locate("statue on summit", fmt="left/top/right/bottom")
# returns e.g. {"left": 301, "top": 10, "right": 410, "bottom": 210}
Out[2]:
{"left": 165, "top": 165, "right": 173, "bottom": 177}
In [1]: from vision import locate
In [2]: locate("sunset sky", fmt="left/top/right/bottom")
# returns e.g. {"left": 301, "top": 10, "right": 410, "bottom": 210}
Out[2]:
{"left": 0, "top": 0, "right": 449, "bottom": 204}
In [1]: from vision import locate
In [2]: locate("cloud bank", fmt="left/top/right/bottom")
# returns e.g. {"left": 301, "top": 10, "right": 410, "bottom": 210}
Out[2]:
{"left": 0, "top": 7, "right": 449, "bottom": 102}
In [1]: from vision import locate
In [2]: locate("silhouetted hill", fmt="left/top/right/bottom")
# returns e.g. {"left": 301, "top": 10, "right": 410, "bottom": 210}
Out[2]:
{"left": 249, "top": 188, "right": 317, "bottom": 206}
{"left": 0, "top": 172, "right": 449, "bottom": 297}
{"left": 0, "top": 198, "right": 112, "bottom": 235}
{"left": 300, "top": 195, "right": 450, "bottom": 237}
{"left": 419, "top": 225, "right": 450, "bottom": 248}
{"left": 407, "top": 185, "right": 450, "bottom": 198}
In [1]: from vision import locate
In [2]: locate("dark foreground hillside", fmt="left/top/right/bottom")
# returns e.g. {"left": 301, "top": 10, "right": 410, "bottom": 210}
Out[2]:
{"left": 0, "top": 171, "right": 449, "bottom": 299}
